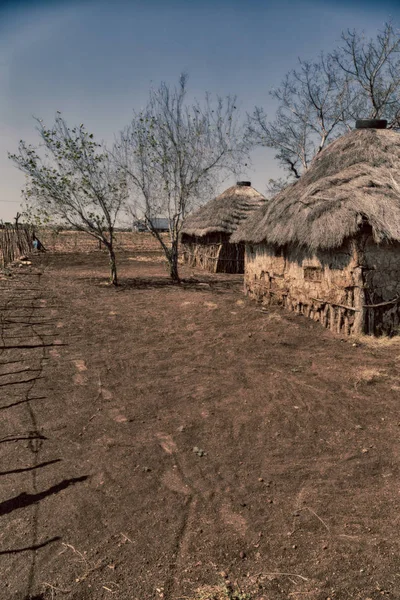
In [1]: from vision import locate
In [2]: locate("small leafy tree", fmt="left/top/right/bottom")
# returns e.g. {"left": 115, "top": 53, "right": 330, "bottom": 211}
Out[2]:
{"left": 9, "top": 115, "right": 127, "bottom": 285}
{"left": 19, "top": 201, "right": 53, "bottom": 229}
{"left": 115, "top": 74, "right": 248, "bottom": 281}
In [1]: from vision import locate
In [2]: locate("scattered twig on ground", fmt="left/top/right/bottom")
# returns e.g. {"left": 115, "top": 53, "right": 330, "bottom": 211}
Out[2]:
{"left": 102, "top": 582, "right": 120, "bottom": 593}
{"left": 58, "top": 542, "right": 107, "bottom": 585}
{"left": 289, "top": 505, "right": 330, "bottom": 535}
{"left": 59, "top": 542, "right": 87, "bottom": 564}
{"left": 304, "top": 507, "right": 330, "bottom": 532}
{"left": 264, "top": 572, "right": 309, "bottom": 581}
{"left": 78, "top": 408, "right": 101, "bottom": 436}
{"left": 43, "top": 582, "right": 72, "bottom": 596}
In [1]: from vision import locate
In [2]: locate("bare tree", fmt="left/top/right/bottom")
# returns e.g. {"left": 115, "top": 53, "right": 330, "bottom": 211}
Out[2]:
{"left": 115, "top": 74, "right": 248, "bottom": 281}
{"left": 248, "top": 55, "right": 353, "bottom": 181}
{"left": 332, "top": 22, "right": 400, "bottom": 126}
{"left": 265, "top": 177, "right": 291, "bottom": 197}
{"left": 249, "top": 22, "right": 400, "bottom": 182}
{"left": 9, "top": 115, "right": 127, "bottom": 285}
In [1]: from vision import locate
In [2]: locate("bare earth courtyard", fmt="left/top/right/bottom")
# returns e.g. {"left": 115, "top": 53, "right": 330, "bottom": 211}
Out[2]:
{"left": 1, "top": 241, "right": 400, "bottom": 600}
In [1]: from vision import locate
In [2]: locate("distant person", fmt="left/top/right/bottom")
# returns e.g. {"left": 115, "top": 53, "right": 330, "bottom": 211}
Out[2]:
{"left": 32, "top": 235, "right": 46, "bottom": 252}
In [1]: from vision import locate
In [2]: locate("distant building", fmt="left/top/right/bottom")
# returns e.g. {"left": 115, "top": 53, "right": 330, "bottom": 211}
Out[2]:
{"left": 133, "top": 218, "right": 170, "bottom": 232}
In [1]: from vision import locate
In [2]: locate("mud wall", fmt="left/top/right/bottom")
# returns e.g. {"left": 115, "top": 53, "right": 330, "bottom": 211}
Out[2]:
{"left": 244, "top": 241, "right": 361, "bottom": 335}
{"left": 364, "top": 240, "right": 400, "bottom": 335}
{"left": 245, "top": 239, "right": 400, "bottom": 336}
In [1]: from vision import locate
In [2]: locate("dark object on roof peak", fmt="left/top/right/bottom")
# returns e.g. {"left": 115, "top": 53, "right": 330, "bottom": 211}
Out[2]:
{"left": 356, "top": 119, "right": 387, "bottom": 129}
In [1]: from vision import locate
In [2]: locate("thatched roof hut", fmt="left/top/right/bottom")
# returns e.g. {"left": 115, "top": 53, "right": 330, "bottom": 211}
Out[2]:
{"left": 181, "top": 182, "right": 265, "bottom": 273}
{"left": 232, "top": 122, "right": 400, "bottom": 336}
{"left": 232, "top": 127, "right": 400, "bottom": 248}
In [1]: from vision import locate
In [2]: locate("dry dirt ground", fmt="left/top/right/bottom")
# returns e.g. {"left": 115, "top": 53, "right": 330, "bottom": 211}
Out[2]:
{"left": 1, "top": 244, "right": 400, "bottom": 600}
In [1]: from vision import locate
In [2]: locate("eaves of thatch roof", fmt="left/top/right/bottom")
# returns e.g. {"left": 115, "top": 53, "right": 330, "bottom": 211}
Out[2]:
{"left": 231, "top": 128, "right": 400, "bottom": 251}
{"left": 181, "top": 184, "right": 266, "bottom": 238}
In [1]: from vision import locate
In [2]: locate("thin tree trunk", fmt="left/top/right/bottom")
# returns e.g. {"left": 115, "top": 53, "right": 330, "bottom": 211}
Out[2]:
{"left": 168, "top": 240, "right": 180, "bottom": 282}
{"left": 106, "top": 243, "right": 118, "bottom": 286}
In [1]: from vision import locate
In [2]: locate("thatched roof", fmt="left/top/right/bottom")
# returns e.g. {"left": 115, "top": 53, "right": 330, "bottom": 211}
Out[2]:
{"left": 181, "top": 183, "right": 266, "bottom": 238}
{"left": 231, "top": 128, "right": 400, "bottom": 251}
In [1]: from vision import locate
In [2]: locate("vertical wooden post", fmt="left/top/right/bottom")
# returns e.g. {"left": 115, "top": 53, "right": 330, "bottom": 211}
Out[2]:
{"left": 344, "top": 313, "right": 350, "bottom": 336}
{"left": 337, "top": 308, "right": 343, "bottom": 334}
{"left": 214, "top": 243, "right": 223, "bottom": 273}
{"left": 329, "top": 305, "right": 336, "bottom": 332}
{"left": 352, "top": 236, "right": 367, "bottom": 335}
{"left": 322, "top": 304, "right": 329, "bottom": 328}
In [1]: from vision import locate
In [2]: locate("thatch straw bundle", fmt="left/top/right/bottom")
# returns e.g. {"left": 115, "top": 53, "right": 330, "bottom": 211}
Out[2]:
{"left": 232, "top": 129, "right": 400, "bottom": 250}
{"left": 181, "top": 183, "right": 266, "bottom": 237}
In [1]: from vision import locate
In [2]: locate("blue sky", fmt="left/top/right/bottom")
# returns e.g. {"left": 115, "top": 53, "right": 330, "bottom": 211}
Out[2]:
{"left": 1, "top": 0, "right": 400, "bottom": 221}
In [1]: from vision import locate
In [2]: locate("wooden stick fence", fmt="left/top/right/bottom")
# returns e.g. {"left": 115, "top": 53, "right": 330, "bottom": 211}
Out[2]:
{"left": 0, "top": 224, "right": 35, "bottom": 268}
{"left": 181, "top": 242, "right": 245, "bottom": 274}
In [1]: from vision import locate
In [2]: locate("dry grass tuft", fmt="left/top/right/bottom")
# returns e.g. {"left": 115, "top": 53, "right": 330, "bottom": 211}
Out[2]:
{"left": 128, "top": 256, "right": 166, "bottom": 263}
{"left": 353, "top": 334, "right": 400, "bottom": 349}
{"left": 354, "top": 368, "right": 386, "bottom": 387}
{"left": 188, "top": 584, "right": 251, "bottom": 600}
{"left": 264, "top": 312, "right": 285, "bottom": 323}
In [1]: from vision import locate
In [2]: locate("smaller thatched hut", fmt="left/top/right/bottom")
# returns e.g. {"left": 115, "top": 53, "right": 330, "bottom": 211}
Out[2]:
{"left": 181, "top": 182, "right": 265, "bottom": 273}
{"left": 232, "top": 121, "right": 400, "bottom": 336}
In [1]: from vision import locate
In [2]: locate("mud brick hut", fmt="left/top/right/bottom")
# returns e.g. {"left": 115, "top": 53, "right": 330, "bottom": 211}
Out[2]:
{"left": 231, "top": 120, "right": 400, "bottom": 336}
{"left": 181, "top": 182, "right": 265, "bottom": 273}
